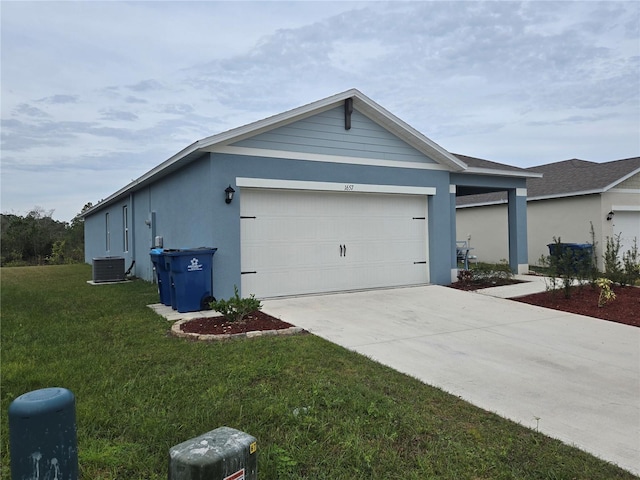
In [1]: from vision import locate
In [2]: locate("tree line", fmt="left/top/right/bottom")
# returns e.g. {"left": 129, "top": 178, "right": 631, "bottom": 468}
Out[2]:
{"left": 1, "top": 204, "right": 92, "bottom": 266}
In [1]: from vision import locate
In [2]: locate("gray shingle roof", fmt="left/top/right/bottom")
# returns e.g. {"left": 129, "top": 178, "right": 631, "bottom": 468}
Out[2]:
{"left": 457, "top": 156, "right": 640, "bottom": 206}
{"left": 453, "top": 153, "right": 533, "bottom": 175}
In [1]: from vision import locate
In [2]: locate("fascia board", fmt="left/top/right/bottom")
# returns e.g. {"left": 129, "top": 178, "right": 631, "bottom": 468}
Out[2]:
{"left": 465, "top": 167, "right": 543, "bottom": 178}
{"left": 456, "top": 200, "right": 508, "bottom": 208}
{"left": 528, "top": 190, "right": 604, "bottom": 201}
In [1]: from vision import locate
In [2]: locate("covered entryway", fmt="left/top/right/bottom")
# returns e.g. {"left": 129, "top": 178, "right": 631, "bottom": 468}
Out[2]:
{"left": 240, "top": 188, "right": 429, "bottom": 297}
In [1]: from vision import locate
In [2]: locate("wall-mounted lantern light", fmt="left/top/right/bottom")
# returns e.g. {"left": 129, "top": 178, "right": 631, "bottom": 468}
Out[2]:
{"left": 225, "top": 185, "right": 235, "bottom": 204}
{"left": 606, "top": 211, "right": 614, "bottom": 221}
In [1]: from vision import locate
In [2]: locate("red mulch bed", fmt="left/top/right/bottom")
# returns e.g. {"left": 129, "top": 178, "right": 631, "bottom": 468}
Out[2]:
{"left": 513, "top": 285, "right": 640, "bottom": 327}
{"left": 179, "top": 310, "right": 294, "bottom": 335}
{"left": 450, "top": 280, "right": 639, "bottom": 328}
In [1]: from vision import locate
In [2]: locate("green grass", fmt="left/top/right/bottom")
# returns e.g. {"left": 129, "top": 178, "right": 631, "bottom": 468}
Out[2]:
{"left": 1, "top": 265, "right": 636, "bottom": 479}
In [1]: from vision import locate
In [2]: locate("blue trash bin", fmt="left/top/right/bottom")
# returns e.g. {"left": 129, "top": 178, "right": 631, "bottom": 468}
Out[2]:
{"left": 165, "top": 248, "right": 217, "bottom": 313}
{"left": 150, "top": 248, "right": 172, "bottom": 306}
{"left": 547, "top": 243, "right": 594, "bottom": 274}
{"left": 9, "top": 387, "right": 78, "bottom": 480}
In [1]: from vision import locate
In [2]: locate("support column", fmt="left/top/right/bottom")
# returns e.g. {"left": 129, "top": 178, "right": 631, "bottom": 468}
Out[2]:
{"left": 508, "top": 188, "right": 529, "bottom": 274}
{"left": 450, "top": 184, "right": 458, "bottom": 282}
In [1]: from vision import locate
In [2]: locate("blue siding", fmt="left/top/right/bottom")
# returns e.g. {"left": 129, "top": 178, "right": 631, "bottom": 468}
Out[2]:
{"left": 232, "top": 107, "right": 437, "bottom": 164}
{"left": 84, "top": 199, "right": 132, "bottom": 268}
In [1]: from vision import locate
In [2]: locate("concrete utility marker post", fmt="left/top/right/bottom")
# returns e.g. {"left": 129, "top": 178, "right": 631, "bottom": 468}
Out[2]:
{"left": 8, "top": 387, "right": 78, "bottom": 480}
{"left": 169, "top": 427, "right": 257, "bottom": 480}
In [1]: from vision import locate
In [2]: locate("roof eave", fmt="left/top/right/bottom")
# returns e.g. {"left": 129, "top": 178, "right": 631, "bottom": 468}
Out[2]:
{"left": 465, "top": 167, "right": 543, "bottom": 178}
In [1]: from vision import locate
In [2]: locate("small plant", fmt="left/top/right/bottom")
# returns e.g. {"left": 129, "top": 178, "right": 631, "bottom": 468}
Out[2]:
{"left": 457, "top": 269, "right": 473, "bottom": 285}
{"left": 595, "top": 278, "right": 616, "bottom": 308}
{"left": 603, "top": 234, "right": 624, "bottom": 285}
{"left": 621, "top": 238, "right": 640, "bottom": 286}
{"left": 544, "top": 237, "right": 595, "bottom": 298}
{"left": 209, "top": 285, "right": 262, "bottom": 322}
{"left": 472, "top": 259, "right": 513, "bottom": 284}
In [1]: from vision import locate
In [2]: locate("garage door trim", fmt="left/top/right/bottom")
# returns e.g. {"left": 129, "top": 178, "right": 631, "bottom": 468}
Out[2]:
{"left": 236, "top": 177, "right": 436, "bottom": 196}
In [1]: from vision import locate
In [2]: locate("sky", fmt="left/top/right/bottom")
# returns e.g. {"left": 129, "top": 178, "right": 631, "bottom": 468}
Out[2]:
{"left": 1, "top": 1, "right": 639, "bottom": 223}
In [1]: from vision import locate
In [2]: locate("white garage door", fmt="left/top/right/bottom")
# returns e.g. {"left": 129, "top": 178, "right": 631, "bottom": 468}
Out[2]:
{"left": 613, "top": 210, "right": 640, "bottom": 259}
{"left": 240, "top": 189, "right": 429, "bottom": 298}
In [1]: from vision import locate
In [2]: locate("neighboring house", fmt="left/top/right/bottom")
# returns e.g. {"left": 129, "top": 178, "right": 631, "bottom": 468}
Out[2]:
{"left": 456, "top": 157, "right": 640, "bottom": 270}
{"left": 83, "top": 89, "right": 537, "bottom": 299}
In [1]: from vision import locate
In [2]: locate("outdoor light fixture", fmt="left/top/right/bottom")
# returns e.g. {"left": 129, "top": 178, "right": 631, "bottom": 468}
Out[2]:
{"left": 606, "top": 211, "right": 614, "bottom": 221}
{"left": 225, "top": 185, "right": 235, "bottom": 204}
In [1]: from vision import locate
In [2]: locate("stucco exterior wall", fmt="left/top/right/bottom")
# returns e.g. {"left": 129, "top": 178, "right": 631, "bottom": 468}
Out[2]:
{"left": 457, "top": 194, "right": 606, "bottom": 269}
{"left": 526, "top": 195, "right": 602, "bottom": 267}
{"left": 455, "top": 203, "right": 509, "bottom": 265}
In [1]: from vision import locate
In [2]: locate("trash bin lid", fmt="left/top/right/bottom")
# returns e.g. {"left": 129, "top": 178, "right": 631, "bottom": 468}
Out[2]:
{"left": 9, "top": 387, "right": 75, "bottom": 417}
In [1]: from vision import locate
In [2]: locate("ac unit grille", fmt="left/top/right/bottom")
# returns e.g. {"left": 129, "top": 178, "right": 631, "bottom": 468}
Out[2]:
{"left": 92, "top": 257, "right": 126, "bottom": 283}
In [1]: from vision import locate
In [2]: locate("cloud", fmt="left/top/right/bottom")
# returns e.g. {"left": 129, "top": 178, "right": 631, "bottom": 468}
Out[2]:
{"left": 13, "top": 103, "right": 50, "bottom": 118}
{"left": 160, "top": 104, "right": 194, "bottom": 115}
{"left": 38, "top": 94, "right": 79, "bottom": 104}
{"left": 126, "top": 79, "right": 165, "bottom": 92}
{"left": 100, "top": 109, "right": 139, "bottom": 122}
{"left": 125, "top": 96, "right": 147, "bottom": 104}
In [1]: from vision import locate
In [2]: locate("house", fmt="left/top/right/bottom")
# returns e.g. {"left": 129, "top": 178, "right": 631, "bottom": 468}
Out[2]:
{"left": 83, "top": 89, "right": 537, "bottom": 300}
{"left": 456, "top": 157, "right": 640, "bottom": 270}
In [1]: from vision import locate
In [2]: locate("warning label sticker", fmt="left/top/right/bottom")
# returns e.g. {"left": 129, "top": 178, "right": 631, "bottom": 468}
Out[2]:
{"left": 223, "top": 469, "right": 244, "bottom": 480}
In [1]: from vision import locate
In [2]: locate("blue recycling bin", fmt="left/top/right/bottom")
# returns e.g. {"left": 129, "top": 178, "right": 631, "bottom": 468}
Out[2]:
{"left": 9, "top": 387, "right": 78, "bottom": 480}
{"left": 150, "top": 248, "right": 172, "bottom": 306}
{"left": 165, "top": 248, "right": 217, "bottom": 313}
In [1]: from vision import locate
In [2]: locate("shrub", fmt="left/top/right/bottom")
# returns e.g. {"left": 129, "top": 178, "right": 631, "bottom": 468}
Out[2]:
{"left": 209, "top": 285, "right": 262, "bottom": 323}
{"left": 471, "top": 259, "right": 513, "bottom": 283}
{"left": 621, "top": 238, "right": 640, "bottom": 286}
{"left": 457, "top": 269, "right": 474, "bottom": 285}
{"left": 603, "top": 234, "right": 624, "bottom": 285}
{"left": 595, "top": 278, "right": 616, "bottom": 308}
{"left": 545, "top": 237, "right": 595, "bottom": 298}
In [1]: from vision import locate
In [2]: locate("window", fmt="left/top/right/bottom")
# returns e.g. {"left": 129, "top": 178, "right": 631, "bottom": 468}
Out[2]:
{"left": 105, "top": 213, "right": 110, "bottom": 251}
{"left": 123, "top": 205, "right": 129, "bottom": 252}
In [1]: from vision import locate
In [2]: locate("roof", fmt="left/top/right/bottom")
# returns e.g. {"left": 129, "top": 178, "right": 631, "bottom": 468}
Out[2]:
{"left": 453, "top": 153, "right": 537, "bottom": 177}
{"left": 83, "top": 89, "right": 535, "bottom": 217}
{"left": 457, "top": 156, "right": 640, "bottom": 206}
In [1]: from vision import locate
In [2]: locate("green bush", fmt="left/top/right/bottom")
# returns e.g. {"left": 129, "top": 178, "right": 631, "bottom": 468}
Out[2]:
{"left": 621, "top": 238, "right": 640, "bottom": 286}
{"left": 603, "top": 234, "right": 624, "bottom": 285}
{"left": 470, "top": 259, "right": 513, "bottom": 283}
{"left": 603, "top": 235, "right": 640, "bottom": 286}
{"left": 543, "top": 237, "right": 596, "bottom": 298}
{"left": 209, "top": 285, "right": 262, "bottom": 322}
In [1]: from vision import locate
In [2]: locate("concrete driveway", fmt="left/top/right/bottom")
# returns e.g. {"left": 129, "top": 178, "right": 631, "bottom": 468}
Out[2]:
{"left": 263, "top": 284, "right": 640, "bottom": 475}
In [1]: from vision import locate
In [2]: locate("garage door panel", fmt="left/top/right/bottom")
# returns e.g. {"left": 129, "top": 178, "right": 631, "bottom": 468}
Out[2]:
{"left": 241, "top": 189, "right": 428, "bottom": 297}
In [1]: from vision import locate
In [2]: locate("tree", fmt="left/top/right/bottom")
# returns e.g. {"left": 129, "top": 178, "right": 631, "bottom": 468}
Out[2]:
{"left": 1, "top": 205, "right": 89, "bottom": 266}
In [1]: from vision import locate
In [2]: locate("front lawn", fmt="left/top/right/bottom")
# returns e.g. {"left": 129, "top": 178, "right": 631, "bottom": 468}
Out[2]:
{"left": 1, "top": 265, "right": 635, "bottom": 479}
